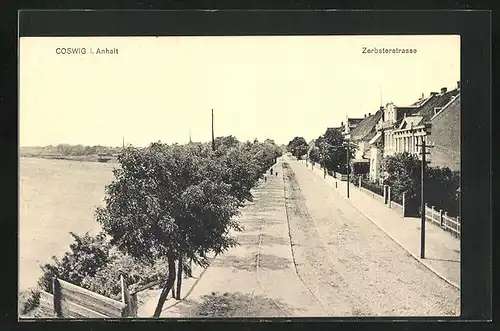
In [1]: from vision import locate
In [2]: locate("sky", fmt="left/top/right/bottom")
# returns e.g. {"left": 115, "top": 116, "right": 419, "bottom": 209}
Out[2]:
{"left": 19, "top": 35, "right": 460, "bottom": 147}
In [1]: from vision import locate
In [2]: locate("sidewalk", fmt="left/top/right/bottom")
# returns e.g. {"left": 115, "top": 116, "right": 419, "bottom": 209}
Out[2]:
{"left": 299, "top": 159, "right": 460, "bottom": 289}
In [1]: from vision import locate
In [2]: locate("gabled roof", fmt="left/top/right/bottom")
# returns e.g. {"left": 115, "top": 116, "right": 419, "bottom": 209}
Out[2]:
{"left": 347, "top": 118, "right": 364, "bottom": 127}
{"left": 369, "top": 131, "right": 383, "bottom": 145}
{"left": 349, "top": 110, "right": 383, "bottom": 141}
{"left": 430, "top": 94, "right": 460, "bottom": 122}
{"left": 398, "top": 116, "right": 424, "bottom": 130}
{"left": 395, "top": 106, "right": 420, "bottom": 121}
{"left": 416, "top": 88, "right": 460, "bottom": 121}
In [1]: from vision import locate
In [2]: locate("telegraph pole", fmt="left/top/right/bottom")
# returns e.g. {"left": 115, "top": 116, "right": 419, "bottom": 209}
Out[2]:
{"left": 211, "top": 109, "right": 215, "bottom": 151}
{"left": 416, "top": 137, "right": 433, "bottom": 259}
{"left": 420, "top": 140, "right": 426, "bottom": 258}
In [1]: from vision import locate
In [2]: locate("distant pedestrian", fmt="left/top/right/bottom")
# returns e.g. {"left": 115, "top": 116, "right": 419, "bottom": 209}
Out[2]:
{"left": 264, "top": 176, "right": 267, "bottom": 182}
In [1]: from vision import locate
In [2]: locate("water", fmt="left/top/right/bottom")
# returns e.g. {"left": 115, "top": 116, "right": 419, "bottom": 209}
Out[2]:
{"left": 19, "top": 157, "right": 116, "bottom": 292}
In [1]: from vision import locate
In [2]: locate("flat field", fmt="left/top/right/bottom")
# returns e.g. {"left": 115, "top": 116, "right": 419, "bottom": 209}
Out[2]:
{"left": 19, "top": 157, "right": 116, "bottom": 292}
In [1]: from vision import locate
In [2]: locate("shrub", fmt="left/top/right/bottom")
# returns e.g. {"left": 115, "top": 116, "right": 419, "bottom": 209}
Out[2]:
{"left": 360, "top": 178, "right": 384, "bottom": 197}
{"left": 38, "top": 231, "right": 171, "bottom": 299}
{"left": 38, "top": 232, "right": 111, "bottom": 293}
{"left": 427, "top": 166, "right": 460, "bottom": 216}
{"left": 81, "top": 251, "right": 169, "bottom": 299}
{"left": 19, "top": 288, "right": 40, "bottom": 315}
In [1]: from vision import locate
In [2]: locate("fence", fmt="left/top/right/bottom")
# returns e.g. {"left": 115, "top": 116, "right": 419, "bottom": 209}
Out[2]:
{"left": 37, "top": 275, "right": 137, "bottom": 318}
{"left": 425, "top": 204, "right": 461, "bottom": 237}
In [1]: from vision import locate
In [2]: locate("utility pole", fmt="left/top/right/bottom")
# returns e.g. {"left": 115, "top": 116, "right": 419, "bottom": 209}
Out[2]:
{"left": 211, "top": 109, "right": 215, "bottom": 151}
{"left": 416, "top": 136, "right": 433, "bottom": 259}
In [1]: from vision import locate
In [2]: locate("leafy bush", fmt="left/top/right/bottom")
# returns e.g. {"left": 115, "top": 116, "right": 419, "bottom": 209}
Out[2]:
{"left": 38, "top": 232, "right": 111, "bottom": 293}
{"left": 427, "top": 166, "right": 460, "bottom": 216}
{"left": 383, "top": 152, "right": 459, "bottom": 216}
{"left": 360, "top": 178, "right": 384, "bottom": 197}
{"left": 82, "top": 250, "right": 169, "bottom": 299}
{"left": 383, "top": 152, "right": 421, "bottom": 204}
{"left": 19, "top": 288, "right": 40, "bottom": 315}
{"left": 38, "top": 231, "right": 169, "bottom": 299}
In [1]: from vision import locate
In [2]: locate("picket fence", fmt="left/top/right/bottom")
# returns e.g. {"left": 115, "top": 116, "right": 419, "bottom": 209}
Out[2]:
{"left": 425, "top": 203, "right": 461, "bottom": 237}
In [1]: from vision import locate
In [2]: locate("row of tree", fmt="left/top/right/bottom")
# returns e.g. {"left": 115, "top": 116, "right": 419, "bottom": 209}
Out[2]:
{"left": 39, "top": 136, "right": 283, "bottom": 317}
{"left": 25, "top": 144, "right": 123, "bottom": 156}
{"left": 287, "top": 131, "right": 458, "bottom": 217}
{"left": 287, "top": 128, "right": 354, "bottom": 175}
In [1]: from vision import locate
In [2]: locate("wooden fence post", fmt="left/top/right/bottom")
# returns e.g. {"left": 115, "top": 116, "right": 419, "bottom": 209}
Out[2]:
{"left": 52, "top": 277, "right": 62, "bottom": 317}
{"left": 402, "top": 192, "right": 406, "bottom": 217}
{"left": 335, "top": 181, "right": 337, "bottom": 188}
{"left": 383, "top": 185, "right": 388, "bottom": 204}
{"left": 120, "top": 275, "right": 137, "bottom": 317}
{"left": 388, "top": 186, "right": 392, "bottom": 208}
{"left": 439, "top": 209, "right": 444, "bottom": 228}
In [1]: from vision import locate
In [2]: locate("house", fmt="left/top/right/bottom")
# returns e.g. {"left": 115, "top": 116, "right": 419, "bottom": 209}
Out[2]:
{"left": 342, "top": 117, "right": 364, "bottom": 138}
{"left": 391, "top": 85, "right": 460, "bottom": 158}
{"left": 369, "top": 82, "right": 460, "bottom": 181}
{"left": 426, "top": 93, "right": 461, "bottom": 171}
{"left": 347, "top": 110, "right": 383, "bottom": 175}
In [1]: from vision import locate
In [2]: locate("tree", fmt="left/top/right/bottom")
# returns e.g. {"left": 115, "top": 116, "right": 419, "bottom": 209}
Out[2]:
{"left": 314, "top": 129, "right": 355, "bottom": 174}
{"left": 287, "top": 137, "right": 308, "bottom": 160}
{"left": 95, "top": 143, "right": 242, "bottom": 317}
{"left": 383, "top": 152, "right": 421, "bottom": 212}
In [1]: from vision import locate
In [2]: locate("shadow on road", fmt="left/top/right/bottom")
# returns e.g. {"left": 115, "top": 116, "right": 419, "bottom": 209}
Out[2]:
{"left": 175, "top": 291, "right": 293, "bottom": 317}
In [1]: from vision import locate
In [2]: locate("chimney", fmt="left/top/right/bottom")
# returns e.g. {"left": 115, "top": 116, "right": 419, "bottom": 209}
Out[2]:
{"left": 421, "top": 93, "right": 424, "bottom": 99}
{"left": 368, "top": 112, "right": 371, "bottom": 116}
{"left": 341, "top": 121, "right": 343, "bottom": 126}
{"left": 430, "top": 92, "right": 439, "bottom": 96}
{"left": 457, "top": 81, "right": 461, "bottom": 90}
{"left": 364, "top": 114, "right": 366, "bottom": 118}
{"left": 380, "top": 106, "right": 384, "bottom": 111}
{"left": 441, "top": 87, "right": 447, "bottom": 94}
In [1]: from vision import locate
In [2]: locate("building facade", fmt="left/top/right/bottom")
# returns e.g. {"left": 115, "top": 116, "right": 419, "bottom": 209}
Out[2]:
{"left": 347, "top": 110, "right": 383, "bottom": 175}
{"left": 369, "top": 82, "right": 461, "bottom": 181}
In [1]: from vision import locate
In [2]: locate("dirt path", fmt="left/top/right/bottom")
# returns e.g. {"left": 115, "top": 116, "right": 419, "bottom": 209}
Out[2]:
{"left": 139, "top": 156, "right": 459, "bottom": 318}
{"left": 284, "top": 158, "right": 459, "bottom": 316}
{"left": 144, "top": 158, "right": 325, "bottom": 317}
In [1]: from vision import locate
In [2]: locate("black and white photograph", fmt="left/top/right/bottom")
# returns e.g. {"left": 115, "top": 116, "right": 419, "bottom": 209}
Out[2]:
{"left": 18, "top": 34, "right": 462, "bottom": 319}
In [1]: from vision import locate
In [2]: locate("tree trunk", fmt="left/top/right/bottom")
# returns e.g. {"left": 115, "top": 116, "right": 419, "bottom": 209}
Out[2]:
{"left": 153, "top": 253, "right": 176, "bottom": 318}
{"left": 176, "top": 255, "right": 183, "bottom": 300}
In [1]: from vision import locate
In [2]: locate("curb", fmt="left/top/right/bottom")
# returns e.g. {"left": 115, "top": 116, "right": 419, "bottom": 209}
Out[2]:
{"left": 301, "top": 160, "right": 461, "bottom": 290}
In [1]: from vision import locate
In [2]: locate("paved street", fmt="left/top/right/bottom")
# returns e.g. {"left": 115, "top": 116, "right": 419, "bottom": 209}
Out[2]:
{"left": 142, "top": 155, "right": 460, "bottom": 318}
